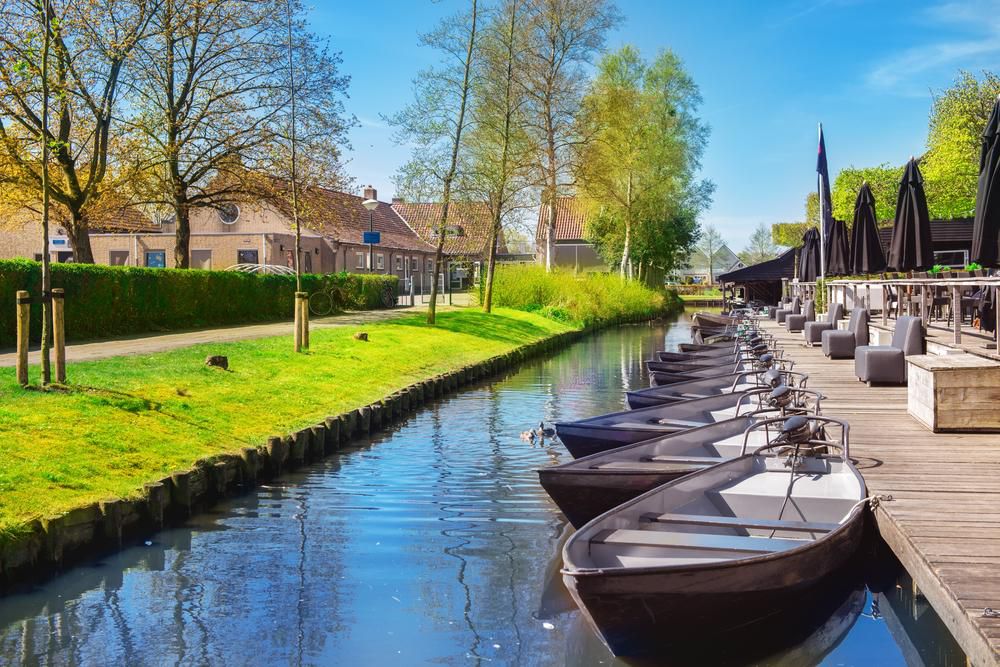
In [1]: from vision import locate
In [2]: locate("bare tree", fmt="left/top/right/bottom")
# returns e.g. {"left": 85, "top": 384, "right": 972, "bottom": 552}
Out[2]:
{"left": 389, "top": 0, "right": 480, "bottom": 325}
{"left": 696, "top": 224, "right": 724, "bottom": 285}
{"left": 124, "top": 0, "right": 289, "bottom": 268}
{"left": 0, "top": 0, "right": 157, "bottom": 262}
{"left": 465, "top": 0, "right": 535, "bottom": 312}
{"left": 523, "top": 0, "right": 619, "bottom": 271}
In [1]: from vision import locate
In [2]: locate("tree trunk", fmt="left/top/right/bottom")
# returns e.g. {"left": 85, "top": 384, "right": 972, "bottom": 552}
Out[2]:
{"left": 173, "top": 191, "right": 191, "bottom": 269}
{"left": 620, "top": 174, "right": 632, "bottom": 279}
{"left": 66, "top": 211, "right": 95, "bottom": 263}
{"left": 483, "top": 217, "right": 500, "bottom": 313}
{"left": 428, "top": 219, "right": 447, "bottom": 323}
{"left": 544, "top": 129, "right": 557, "bottom": 272}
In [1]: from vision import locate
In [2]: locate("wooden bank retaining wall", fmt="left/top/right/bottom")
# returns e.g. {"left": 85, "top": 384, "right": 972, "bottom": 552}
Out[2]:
{"left": 0, "top": 312, "right": 666, "bottom": 593}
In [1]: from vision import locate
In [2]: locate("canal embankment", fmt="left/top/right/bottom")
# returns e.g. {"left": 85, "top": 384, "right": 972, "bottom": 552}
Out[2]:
{"left": 0, "top": 283, "right": 679, "bottom": 591}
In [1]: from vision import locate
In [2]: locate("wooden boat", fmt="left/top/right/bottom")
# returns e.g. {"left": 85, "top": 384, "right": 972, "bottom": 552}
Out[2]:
{"left": 628, "top": 369, "right": 810, "bottom": 408}
{"left": 561, "top": 415, "right": 866, "bottom": 657}
{"left": 554, "top": 386, "right": 821, "bottom": 458}
{"left": 691, "top": 312, "right": 741, "bottom": 329}
{"left": 540, "top": 416, "right": 767, "bottom": 528}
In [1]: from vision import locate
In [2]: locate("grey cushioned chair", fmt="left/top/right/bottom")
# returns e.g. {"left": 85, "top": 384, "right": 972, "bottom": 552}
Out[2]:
{"left": 803, "top": 302, "right": 843, "bottom": 345}
{"left": 785, "top": 299, "right": 815, "bottom": 332}
{"left": 822, "top": 308, "right": 869, "bottom": 359}
{"left": 775, "top": 297, "right": 800, "bottom": 324}
{"left": 854, "top": 315, "right": 923, "bottom": 385}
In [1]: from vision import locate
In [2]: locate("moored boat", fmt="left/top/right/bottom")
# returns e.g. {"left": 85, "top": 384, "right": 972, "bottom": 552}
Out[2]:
{"left": 561, "top": 415, "right": 867, "bottom": 657}
{"left": 555, "top": 386, "right": 822, "bottom": 458}
{"left": 628, "top": 369, "right": 810, "bottom": 408}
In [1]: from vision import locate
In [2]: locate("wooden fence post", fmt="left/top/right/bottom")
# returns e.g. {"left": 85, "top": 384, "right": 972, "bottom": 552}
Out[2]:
{"left": 52, "top": 288, "right": 66, "bottom": 382}
{"left": 301, "top": 292, "right": 309, "bottom": 349}
{"left": 294, "top": 292, "right": 307, "bottom": 352}
{"left": 16, "top": 290, "right": 30, "bottom": 386}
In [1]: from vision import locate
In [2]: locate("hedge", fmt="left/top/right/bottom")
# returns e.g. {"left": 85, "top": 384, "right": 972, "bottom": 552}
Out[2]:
{"left": 0, "top": 260, "right": 398, "bottom": 347}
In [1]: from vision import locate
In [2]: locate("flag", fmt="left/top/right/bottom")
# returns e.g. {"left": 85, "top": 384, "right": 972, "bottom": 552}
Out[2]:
{"left": 816, "top": 124, "right": 833, "bottom": 240}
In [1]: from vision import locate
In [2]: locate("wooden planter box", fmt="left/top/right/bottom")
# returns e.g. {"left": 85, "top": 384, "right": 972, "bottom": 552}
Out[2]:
{"left": 907, "top": 353, "right": 1000, "bottom": 432}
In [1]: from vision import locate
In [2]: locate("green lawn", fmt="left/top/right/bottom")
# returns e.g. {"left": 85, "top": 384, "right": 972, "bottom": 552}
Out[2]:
{"left": 678, "top": 291, "right": 723, "bottom": 301}
{"left": 0, "top": 308, "right": 572, "bottom": 539}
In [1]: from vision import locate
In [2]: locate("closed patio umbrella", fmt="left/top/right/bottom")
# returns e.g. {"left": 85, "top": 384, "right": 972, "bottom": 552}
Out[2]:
{"left": 798, "top": 227, "right": 820, "bottom": 282}
{"left": 825, "top": 219, "right": 850, "bottom": 276}
{"left": 887, "top": 158, "right": 934, "bottom": 271}
{"left": 850, "top": 182, "right": 887, "bottom": 274}
{"left": 972, "top": 95, "right": 1000, "bottom": 267}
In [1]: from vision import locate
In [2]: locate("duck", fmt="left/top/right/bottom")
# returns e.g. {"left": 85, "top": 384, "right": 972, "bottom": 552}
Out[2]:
{"left": 519, "top": 429, "right": 537, "bottom": 442}
{"left": 535, "top": 422, "right": 556, "bottom": 439}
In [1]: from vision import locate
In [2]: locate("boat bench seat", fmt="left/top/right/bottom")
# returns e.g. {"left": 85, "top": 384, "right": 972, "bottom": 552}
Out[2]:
{"left": 638, "top": 512, "right": 840, "bottom": 534}
{"left": 590, "top": 461, "right": 708, "bottom": 472}
{"left": 590, "top": 529, "right": 806, "bottom": 553}
{"left": 645, "top": 455, "right": 724, "bottom": 464}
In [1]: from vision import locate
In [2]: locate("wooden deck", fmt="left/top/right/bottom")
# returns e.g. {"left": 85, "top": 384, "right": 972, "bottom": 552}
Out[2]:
{"left": 761, "top": 320, "right": 1000, "bottom": 666}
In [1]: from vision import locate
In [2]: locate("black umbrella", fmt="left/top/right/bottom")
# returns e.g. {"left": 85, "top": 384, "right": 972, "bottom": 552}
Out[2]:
{"left": 886, "top": 158, "right": 934, "bottom": 271}
{"left": 850, "top": 182, "right": 887, "bottom": 274}
{"left": 798, "top": 227, "right": 820, "bottom": 282}
{"left": 825, "top": 219, "right": 850, "bottom": 276}
{"left": 972, "top": 95, "right": 1000, "bottom": 267}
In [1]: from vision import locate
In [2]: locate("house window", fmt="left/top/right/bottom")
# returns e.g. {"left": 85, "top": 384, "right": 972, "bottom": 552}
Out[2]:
{"left": 933, "top": 250, "right": 967, "bottom": 268}
{"left": 355, "top": 252, "right": 365, "bottom": 269}
{"left": 190, "top": 249, "right": 212, "bottom": 270}
{"left": 376, "top": 254, "right": 384, "bottom": 270}
{"left": 411, "top": 257, "right": 419, "bottom": 271}
{"left": 33, "top": 253, "right": 43, "bottom": 262}
{"left": 237, "top": 249, "right": 259, "bottom": 264}
{"left": 303, "top": 251, "right": 312, "bottom": 273}
{"left": 218, "top": 204, "right": 240, "bottom": 225}
{"left": 145, "top": 251, "right": 166, "bottom": 268}
{"left": 109, "top": 250, "right": 130, "bottom": 266}
{"left": 395, "top": 256, "right": 402, "bottom": 270}
{"left": 427, "top": 258, "right": 434, "bottom": 272}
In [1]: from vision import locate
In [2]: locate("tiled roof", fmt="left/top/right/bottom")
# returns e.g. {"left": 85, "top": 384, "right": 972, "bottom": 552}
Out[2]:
{"left": 88, "top": 204, "right": 159, "bottom": 233}
{"left": 391, "top": 201, "right": 507, "bottom": 256}
{"left": 266, "top": 181, "right": 436, "bottom": 253}
{"left": 534, "top": 197, "right": 588, "bottom": 242}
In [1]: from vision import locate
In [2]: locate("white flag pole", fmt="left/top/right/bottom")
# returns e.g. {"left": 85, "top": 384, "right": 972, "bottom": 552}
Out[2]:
{"left": 818, "top": 123, "right": 827, "bottom": 281}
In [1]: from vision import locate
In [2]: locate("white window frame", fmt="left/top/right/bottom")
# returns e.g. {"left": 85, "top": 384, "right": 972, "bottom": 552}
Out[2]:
{"left": 356, "top": 252, "right": 366, "bottom": 269}
{"left": 376, "top": 253, "right": 385, "bottom": 270}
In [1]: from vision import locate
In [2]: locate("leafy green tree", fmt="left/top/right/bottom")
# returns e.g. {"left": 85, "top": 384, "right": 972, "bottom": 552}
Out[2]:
{"left": 739, "top": 222, "right": 777, "bottom": 265}
{"left": 575, "top": 46, "right": 711, "bottom": 278}
{"left": 922, "top": 70, "right": 1000, "bottom": 219}
{"left": 831, "top": 164, "right": 902, "bottom": 223}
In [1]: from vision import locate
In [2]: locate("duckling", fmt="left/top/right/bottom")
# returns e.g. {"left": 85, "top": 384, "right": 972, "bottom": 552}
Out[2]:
{"left": 536, "top": 422, "right": 556, "bottom": 439}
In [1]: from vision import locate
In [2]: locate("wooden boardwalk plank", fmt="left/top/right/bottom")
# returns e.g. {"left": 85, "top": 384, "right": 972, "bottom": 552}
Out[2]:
{"left": 761, "top": 319, "right": 1000, "bottom": 666}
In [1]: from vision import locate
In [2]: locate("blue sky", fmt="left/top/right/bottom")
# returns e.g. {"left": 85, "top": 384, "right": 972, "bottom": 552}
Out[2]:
{"left": 310, "top": 0, "right": 1000, "bottom": 251}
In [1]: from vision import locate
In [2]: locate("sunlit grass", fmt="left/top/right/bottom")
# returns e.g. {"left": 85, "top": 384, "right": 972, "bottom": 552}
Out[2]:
{"left": 0, "top": 308, "right": 572, "bottom": 536}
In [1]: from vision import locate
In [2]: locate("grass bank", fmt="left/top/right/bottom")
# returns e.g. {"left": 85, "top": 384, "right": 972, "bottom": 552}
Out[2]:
{"left": 0, "top": 308, "right": 574, "bottom": 542}
{"left": 482, "top": 265, "right": 670, "bottom": 326}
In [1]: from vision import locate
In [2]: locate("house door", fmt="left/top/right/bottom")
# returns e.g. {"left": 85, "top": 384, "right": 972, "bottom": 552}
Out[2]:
{"left": 191, "top": 249, "right": 212, "bottom": 270}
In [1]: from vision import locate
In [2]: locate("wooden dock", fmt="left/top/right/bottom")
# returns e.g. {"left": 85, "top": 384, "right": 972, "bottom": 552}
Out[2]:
{"left": 761, "top": 320, "right": 1000, "bottom": 666}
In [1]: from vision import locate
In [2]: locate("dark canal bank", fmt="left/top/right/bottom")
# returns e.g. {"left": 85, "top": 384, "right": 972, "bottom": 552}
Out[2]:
{"left": 0, "top": 313, "right": 965, "bottom": 665}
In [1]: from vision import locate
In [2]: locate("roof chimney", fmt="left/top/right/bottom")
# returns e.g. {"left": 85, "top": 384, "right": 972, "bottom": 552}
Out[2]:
{"left": 363, "top": 185, "right": 377, "bottom": 201}
{"left": 392, "top": 196, "right": 404, "bottom": 205}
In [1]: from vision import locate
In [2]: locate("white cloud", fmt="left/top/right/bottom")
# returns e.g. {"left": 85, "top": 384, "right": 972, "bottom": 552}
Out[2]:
{"left": 867, "top": 0, "right": 1000, "bottom": 94}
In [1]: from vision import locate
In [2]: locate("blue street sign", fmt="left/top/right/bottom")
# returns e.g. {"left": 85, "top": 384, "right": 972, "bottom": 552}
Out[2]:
{"left": 363, "top": 231, "right": 381, "bottom": 244}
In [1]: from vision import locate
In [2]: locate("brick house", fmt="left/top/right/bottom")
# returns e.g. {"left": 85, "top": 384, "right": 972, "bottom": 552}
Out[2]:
{"left": 533, "top": 197, "right": 607, "bottom": 271}
{"left": 391, "top": 200, "right": 508, "bottom": 288}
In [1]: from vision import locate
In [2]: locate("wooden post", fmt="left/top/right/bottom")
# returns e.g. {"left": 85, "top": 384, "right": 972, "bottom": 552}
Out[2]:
{"left": 865, "top": 284, "right": 870, "bottom": 311}
{"left": 293, "top": 292, "right": 305, "bottom": 353}
{"left": 920, "top": 285, "right": 927, "bottom": 322}
{"left": 16, "top": 290, "right": 29, "bottom": 386}
{"left": 882, "top": 285, "right": 888, "bottom": 326}
{"left": 951, "top": 286, "right": 961, "bottom": 344}
{"left": 301, "top": 292, "right": 310, "bottom": 349}
{"left": 52, "top": 288, "right": 66, "bottom": 382}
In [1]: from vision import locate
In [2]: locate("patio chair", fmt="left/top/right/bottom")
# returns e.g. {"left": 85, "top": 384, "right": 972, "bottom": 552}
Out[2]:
{"left": 854, "top": 315, "right": 924, "bottom": 385}
{"left": 803, "top": 302, "right": 843, "bottom": 345}
{"left": 775, "top": 297, "right": 800, "bottom": 325}
{"left": 785, "top": 299, "right": 815, "bottom": 333}
{"left": 822, "top": 308, "right": 869, "bottom": 359}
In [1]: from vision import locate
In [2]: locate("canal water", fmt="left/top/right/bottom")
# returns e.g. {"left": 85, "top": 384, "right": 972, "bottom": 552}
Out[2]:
{"left": 0, "top": 313, "right": 966, "bottom": 666}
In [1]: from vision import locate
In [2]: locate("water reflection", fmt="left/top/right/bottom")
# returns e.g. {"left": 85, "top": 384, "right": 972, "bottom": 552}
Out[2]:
{"left": 0, "top": 313, "right": 964, "bottom": 665}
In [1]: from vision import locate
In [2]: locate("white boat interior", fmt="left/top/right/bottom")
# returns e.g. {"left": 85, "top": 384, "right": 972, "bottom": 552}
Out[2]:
{"left": 564, "top": 449, "right": 864, "bottom": 571}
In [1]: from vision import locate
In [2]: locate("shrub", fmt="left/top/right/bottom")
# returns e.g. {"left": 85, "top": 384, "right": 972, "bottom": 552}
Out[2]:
{"left": 482, "top": 265, "right": 668, "bottom": 326}
{"left": 0, "top": 260, "right": 398, "bottom": 346}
